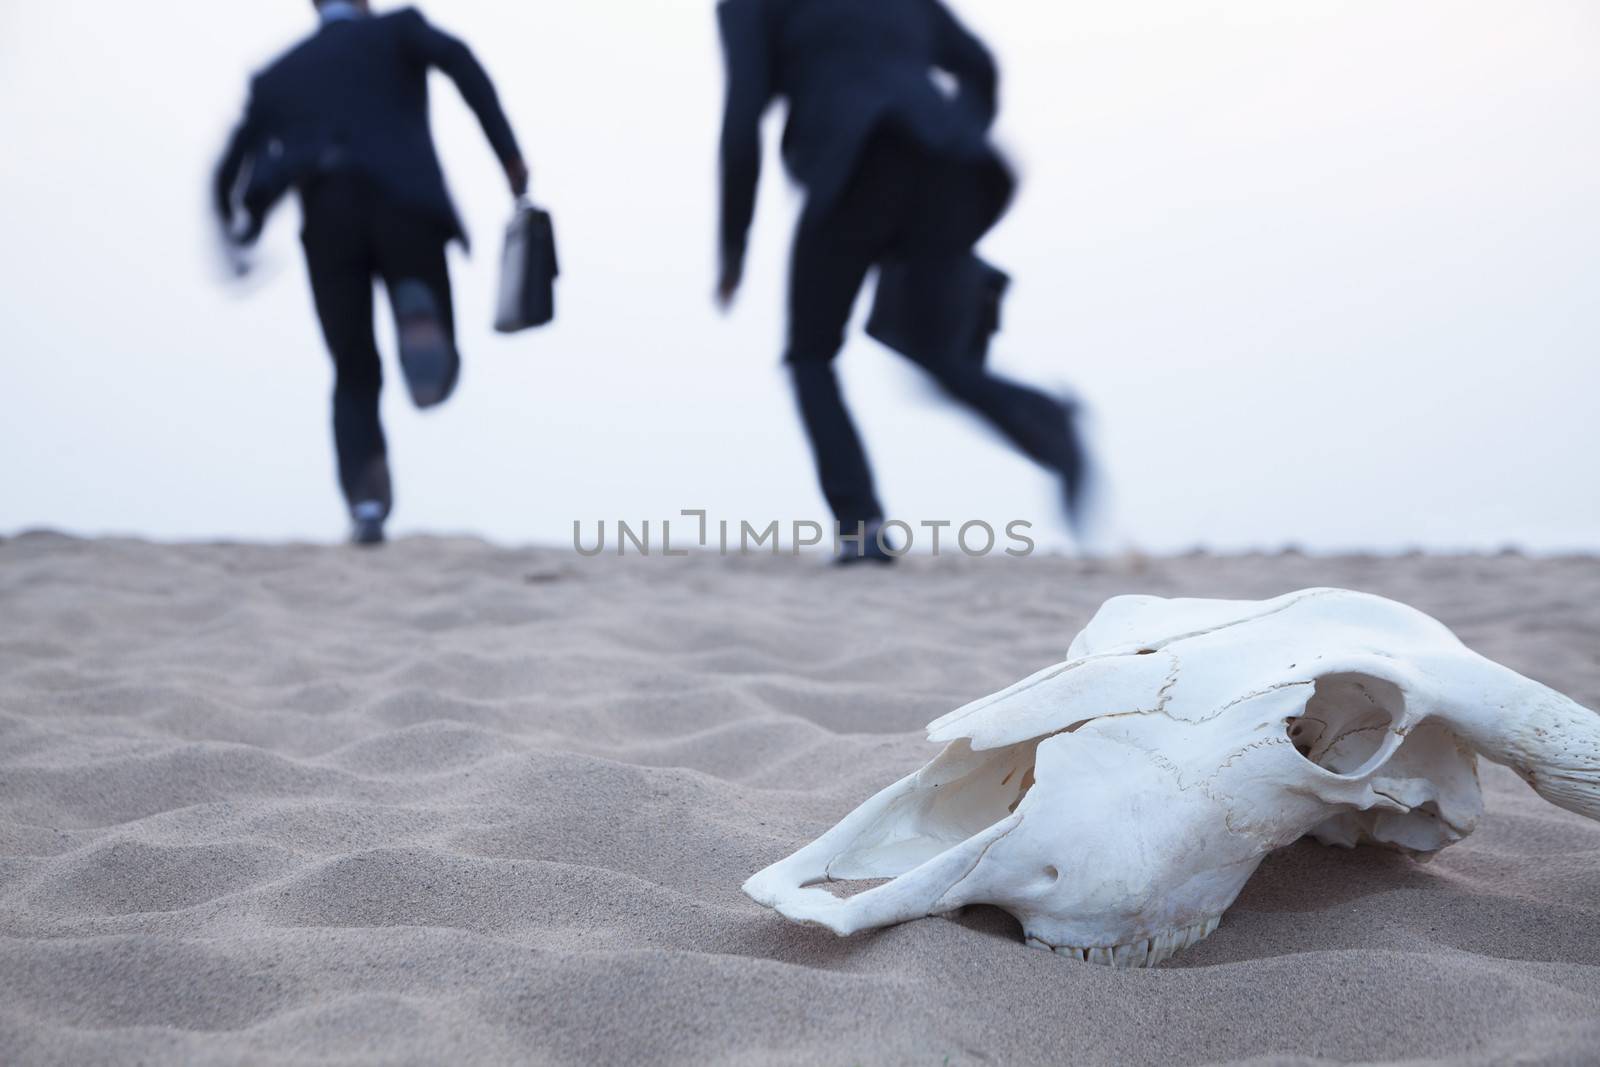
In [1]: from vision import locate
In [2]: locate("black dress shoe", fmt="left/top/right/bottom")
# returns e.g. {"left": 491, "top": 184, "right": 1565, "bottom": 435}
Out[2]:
{"left": 392, "top": 279, "right": 458, "bottom": 410}
{"left": 349, "top": 501, "right": 387, "bottom": 547}
{"left": 351, "top": 518, "right": 386, "bottom": 546}
{"left": 835, "top": 519, "right": 898, "bottom": 567}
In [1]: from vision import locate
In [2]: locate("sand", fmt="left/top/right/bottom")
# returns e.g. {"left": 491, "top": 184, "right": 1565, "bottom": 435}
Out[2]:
{"left": 1, "top": 533, "right": 1597, "bottom": 1066}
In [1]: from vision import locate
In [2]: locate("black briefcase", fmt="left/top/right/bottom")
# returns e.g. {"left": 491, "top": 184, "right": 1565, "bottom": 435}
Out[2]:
{"left": 494, "top": 198, "right": 559, "bottom": 333}
{"left": 867, "top": 254, "right": 1010, "bottom": 363}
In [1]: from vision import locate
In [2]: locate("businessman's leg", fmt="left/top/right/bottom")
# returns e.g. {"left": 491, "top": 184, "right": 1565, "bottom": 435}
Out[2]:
{"left": 781, "top": 128, "right": 918, "bottom": 533}
{"left": 376, "top": 208, "right": 458, "bottom": 409}
{"left": 303, "top": 201, "right": 391, "bottom": 523}
{"left": 896, "top": 253, "right": 1087, "bottom": 528}
{"left": 786, "top": 217, "right": 882, "bottom": 530}
{"left": 891, "top": 252, "right": 1071, "bottom": 464}
{"left": 895, "top": 151, "right": 1088, "bottom": 528}
{"left": 921, "top": 353, "right": 1083, "bottom": 477}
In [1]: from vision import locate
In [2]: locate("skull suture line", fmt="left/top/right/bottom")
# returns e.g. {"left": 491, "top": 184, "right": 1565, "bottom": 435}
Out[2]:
{"left": 744, "top": 589, "right": 1600, "bottom": 967}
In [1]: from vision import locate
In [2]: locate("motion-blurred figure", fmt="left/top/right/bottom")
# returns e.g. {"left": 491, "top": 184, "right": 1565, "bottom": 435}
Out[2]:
{"left": 214, "top": 1, "right": 528, "bottom": 545}
{"left": 716, "top": 0, "right": 1087, "bottom": 564}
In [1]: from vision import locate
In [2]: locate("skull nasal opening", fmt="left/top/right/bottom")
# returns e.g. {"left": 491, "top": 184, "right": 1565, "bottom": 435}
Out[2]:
{"left": 1286, "top": 673, "right": 1405, "bottom": 778}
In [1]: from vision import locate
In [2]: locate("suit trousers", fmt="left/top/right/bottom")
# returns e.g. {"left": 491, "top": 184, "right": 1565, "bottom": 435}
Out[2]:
{"left": 784, "top": 128, "right": 1069, "bottom": 529}
{"left": 300, "top": 173, "right": 456, "bottom": 517}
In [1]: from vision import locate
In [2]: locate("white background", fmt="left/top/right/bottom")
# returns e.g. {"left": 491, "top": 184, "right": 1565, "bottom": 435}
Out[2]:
{"left": 1, "top": 0, "right": 1595, "bottom": 552}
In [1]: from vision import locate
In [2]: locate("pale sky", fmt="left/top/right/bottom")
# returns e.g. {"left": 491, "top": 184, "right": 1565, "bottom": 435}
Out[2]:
{"left": 1, "top": 0, "right": 1595, "bottom": 552}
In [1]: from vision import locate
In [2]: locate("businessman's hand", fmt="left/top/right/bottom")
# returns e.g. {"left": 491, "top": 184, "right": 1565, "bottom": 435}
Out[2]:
{"left": 222, "top": 243, "right": 255, "bottom": 280}
{"left": 233, "top": 211, "right": 265, "bottom": 249}
{"left": 504, "top": 156, "right": 530, "bottom": 199}
{"left": 715, "top": 252, "right": 744, "bottom": 311}
{"left": 213, "top": 208, "right": 263, "bottom": 278}
{"left": 214, "top": 217, "right": 257, "bottom": 280}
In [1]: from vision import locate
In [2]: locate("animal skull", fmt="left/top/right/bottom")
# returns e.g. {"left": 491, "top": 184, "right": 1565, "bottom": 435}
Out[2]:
{"left": 744, "top": 589, "right": 1600, "bottom": 967}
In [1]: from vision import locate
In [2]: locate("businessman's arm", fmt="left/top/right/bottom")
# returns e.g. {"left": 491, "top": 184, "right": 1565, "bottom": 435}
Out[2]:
{"left": 927, "top": 0, "right": 998, "bottom": 129}
{"left": 213, "top": 87, "right": 264, "bottom": 246}
{"left": 716, "top": 0, "right": 775, "bottom": 305}
{"left": 397, "top": 8, "right": 528, "bottom": 196}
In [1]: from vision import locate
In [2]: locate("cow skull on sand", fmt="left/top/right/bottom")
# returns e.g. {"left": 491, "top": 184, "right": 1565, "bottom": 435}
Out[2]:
{"left": 744, "top": 589, "right": 1600, "bottom": 967}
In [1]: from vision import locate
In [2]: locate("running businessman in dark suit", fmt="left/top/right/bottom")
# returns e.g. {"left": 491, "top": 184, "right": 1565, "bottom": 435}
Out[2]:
{"left": 716, "top": 0, "right": 1086, "bottom": 563}
{"left": 215, "top": 0, "right": 528, "bottom": 545}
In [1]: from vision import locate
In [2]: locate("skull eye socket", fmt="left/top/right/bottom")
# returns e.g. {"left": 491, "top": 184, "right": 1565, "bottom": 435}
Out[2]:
{"left": 1286, "top": 673, "right": 1405, "bottom": 778}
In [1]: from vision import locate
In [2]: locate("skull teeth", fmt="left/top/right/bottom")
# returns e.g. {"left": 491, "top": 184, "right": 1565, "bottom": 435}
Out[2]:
{"left": 1027, "top": 915, "right": 1222, "bottom": 968}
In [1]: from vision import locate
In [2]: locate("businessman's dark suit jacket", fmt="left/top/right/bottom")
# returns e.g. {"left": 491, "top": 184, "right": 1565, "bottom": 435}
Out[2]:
{"left": 718, "top": 0, "right": 1007, "bottom": 263}
{"left": 214, "top": 7, "right": 520, "bottom": 247}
